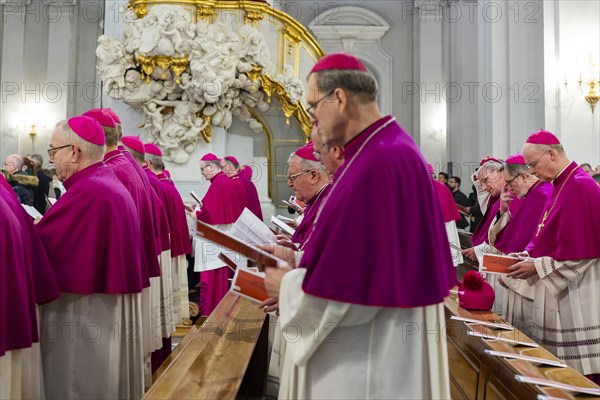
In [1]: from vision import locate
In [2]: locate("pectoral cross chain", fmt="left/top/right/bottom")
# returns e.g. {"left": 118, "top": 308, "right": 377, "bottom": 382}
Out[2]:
{"left": 536, "top": 211, "right": 549, "bottom": 237}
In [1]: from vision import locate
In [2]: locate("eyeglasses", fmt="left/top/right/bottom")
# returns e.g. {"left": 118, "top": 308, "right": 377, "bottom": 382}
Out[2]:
{"left": 306, "top": 90, "right": 335, "bottom": 119}
{"left": 287, "top": 170, "right": 312, "bottom": 182}
{"left": 312, "top": 143, "right": 329, "bottom": 161}
{"left": 505, "top": 173, "right": 522, "bottom": 186}
{"left": 47, "top": 144, "right": 73, "bottom": 158}
{"left": 526, "top": 150, "right": 549, "bottom": 170}
{"left": 480, "top": 168, "right": 500, "bottom": 185}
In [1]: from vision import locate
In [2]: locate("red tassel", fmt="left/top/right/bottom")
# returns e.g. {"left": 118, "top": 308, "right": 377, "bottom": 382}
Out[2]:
{"left": 462, "top": 270, "right": 484, "bottom": 291}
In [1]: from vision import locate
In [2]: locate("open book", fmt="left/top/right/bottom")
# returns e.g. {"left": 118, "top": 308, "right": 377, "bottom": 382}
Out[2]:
{"left": 22, "top": 204, "right": 42, "bottom": 219}
{"left": 457, "top": 204, "right": 470, "bottom": 215}
{"left": 484, "top": 350, "right": 566, "bottom": 367}
{"left": 514, "top": 375, "right": 600, "bottom": 396}
{"left": 482, "top": 254, "right": 521, "bottom": 274}
{"left": 190, "top": 190, "right": 202, "bottom": 205}
{"left": 195, "top": 208, "right": 280, "bottom": 270}
{"left": 45, "top": 195, "right": 57, "bottom": 208}
{"left": 270, "top": 215, "right": 296, "bottom": 236}
{"left": 230, "top": 268, "right": 269, "bottom": 303}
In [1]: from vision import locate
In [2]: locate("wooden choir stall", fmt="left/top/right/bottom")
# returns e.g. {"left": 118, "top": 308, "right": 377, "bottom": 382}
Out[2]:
{"left": 144, "top": 230, "right": 600, "bottom": 399}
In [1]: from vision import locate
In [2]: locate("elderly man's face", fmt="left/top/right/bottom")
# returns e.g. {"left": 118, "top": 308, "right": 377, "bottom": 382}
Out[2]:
{"left": 306, "top": 74, "right": 341, "bottom": 146}
{"left": 48, "top": 128, "right": 76, "bottom": 182}
{"left": 2, "top": 156, "right": 18, "bottom": 174}
{"left": 478, "top": 167, "right": 505, "bottom": 197}
{"left": 523, "top": 144, "right": 553, "bottom": 182}
{"left": 287, "top": 155, "right": 317, "bottom": 203}
{"left": 312, "top": 126, "right": 341, "bottom": 177}
{"left": 502, "top": 169, "right": 530, "bottom": 198}
{"left": 200, "top": 161, "right": 219, "bottom": 180}
{"left": 220, "top": 160, "right": 237, "bottom": 178}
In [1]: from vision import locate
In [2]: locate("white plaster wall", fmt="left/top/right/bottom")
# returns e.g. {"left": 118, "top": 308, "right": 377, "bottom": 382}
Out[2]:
{"left": 544, "top": 0, "right": 600, "bottom": 167}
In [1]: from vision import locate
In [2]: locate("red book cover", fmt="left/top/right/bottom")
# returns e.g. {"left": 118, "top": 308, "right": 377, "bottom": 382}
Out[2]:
{"left": 230, "top": 268, "right": 269, "bottom": 303}
{"left": 482, "top": 254, "right": 521, "bottom": 274}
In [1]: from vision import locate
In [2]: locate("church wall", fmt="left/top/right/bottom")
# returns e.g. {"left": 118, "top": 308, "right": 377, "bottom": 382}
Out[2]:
{"left": 1, "top": 0, "right": 597, "bottom": 195}
{"left": 290, "top": 0, "right": 414, "bottom": 133}
{"left": 446, "top": 0, "right": 546, "bottom": 187}
{"left": 0, "top": 0, "right": 104, "bottom": 164}
{"left": 544, "top": 0, "right": 600, "bottom": 168}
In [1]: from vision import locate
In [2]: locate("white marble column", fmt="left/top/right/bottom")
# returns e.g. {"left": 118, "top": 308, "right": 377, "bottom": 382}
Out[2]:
{"left": 0, "top": 2, "right": 26, "bottom": 158}
{"left": 413, "top": 0, "right": 449, "bottom": 170}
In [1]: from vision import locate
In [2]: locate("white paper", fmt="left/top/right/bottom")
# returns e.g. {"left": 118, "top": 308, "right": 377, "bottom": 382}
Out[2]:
{"left": 467, "top": 331, "right": 539, "bottom": 347}
{"left": 231, "top": 208, "right": 277, "bottom": 246}
{"left": 485, "top": 350, "right": 567, "bottom": 367}
{"left": 516, "top": 375, "right": 600, "bottom": 396}
{"left": 22, "top": 204, "right": 42, "bottom": 219}
{"left": 270, "top": 215, "right": 296, "bottom": 236}
{"left": 450, "top": 315, "right": 514, "bottom": 330}
{"left": 276, "top": 215, "right": 294, "bottom": 223}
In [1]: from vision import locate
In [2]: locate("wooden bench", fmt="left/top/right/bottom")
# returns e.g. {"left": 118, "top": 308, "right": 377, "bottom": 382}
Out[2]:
{"left": 144, "top": 293, "right": 268, "bottom": 399}
{"left": 445, "top": 293, "right": 600, "bottom": 399}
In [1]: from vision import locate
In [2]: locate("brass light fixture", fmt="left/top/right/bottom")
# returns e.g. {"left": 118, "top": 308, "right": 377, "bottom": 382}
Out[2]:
{"left": 564, "top": 57, "right": 600, "bottom": 113}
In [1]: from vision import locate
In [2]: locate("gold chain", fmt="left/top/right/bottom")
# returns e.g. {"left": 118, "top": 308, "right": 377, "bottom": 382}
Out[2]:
{"left": 300, "top": 117, "right": 397, "bottom": 250}
{"left": 535, "top": 166, "right": 577, "bottom": 237}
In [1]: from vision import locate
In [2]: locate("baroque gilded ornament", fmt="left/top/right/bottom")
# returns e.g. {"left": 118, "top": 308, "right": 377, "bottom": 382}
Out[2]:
{"left": 96, "top": 2, "right": 307, "bottom": 163}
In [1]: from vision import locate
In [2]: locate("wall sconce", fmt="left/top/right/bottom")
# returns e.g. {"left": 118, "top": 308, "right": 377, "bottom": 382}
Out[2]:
{"left": 28, "top": 125, "right": 37, "bottom": 152}
{"left": 564, "top": 56, "right": 600, "bottom": 113}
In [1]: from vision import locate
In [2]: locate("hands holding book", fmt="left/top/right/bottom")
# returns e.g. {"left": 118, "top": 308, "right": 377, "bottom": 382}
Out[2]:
{"left": 462, "top": 247, "right": 477, "bottom": 261}
{"left": 275, "top": 235, "right": 298, "bottom": 250}
{"left": 256, "top": 243, "right": 296, "bottom": 311}
{"left": 507, "top": 259, "right": 536, "bottom": 279}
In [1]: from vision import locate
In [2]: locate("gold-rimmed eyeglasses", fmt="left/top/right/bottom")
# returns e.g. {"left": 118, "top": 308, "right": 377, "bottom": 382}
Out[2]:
{"left": 526, "top": 150, "right": 549, "bottom": 170}
{"left": 287, "top": 170, "right": 312, "bottom": 182}
{"left": 306, "top": 90, "right": 335, "bottom": 119}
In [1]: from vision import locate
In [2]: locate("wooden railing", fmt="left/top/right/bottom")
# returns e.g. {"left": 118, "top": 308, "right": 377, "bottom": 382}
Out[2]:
{"left": 445, "top": 293, "right": 600, "bottom": 399}
{"left": 144, "top": 293, "right": 268, "bottom": 399}
{"left": 146, "top": 248, "right": 599, "bottom": 399}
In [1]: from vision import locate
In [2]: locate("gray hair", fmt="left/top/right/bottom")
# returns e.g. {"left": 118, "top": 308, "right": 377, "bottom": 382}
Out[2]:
{"left": 312, "top": 69, "right": 378, "bottom": 104}
{"left": 202, "top": 160, "right": 221, "bottom": 170}
{"left": 479, "top": 160, "right": 503, "bottom": 175}
{"left": 145, "top": 153, "right": 164, "bottom": 171}
{"left": 288, "top": 153, "right": 327, "bottom": 178}
{"left": 56, "top": 120, "right": 105, "bottom": 162}
{"left": 6, "top": 154, "right": 23, "bottom": 169}
{"left": 123, "top": 146, "right": 145, "bottom": 163}
{"left": 504, "top": 162, "right": 529, "bottom": 177}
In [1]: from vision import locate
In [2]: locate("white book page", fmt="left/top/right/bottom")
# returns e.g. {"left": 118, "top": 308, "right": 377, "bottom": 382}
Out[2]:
{"left": 22, "top": 204, "right": 42, "bottom": 219}
{"left": 231, "top": 208, "right": 276, "bottom": 246}
{"left": 515, "top": 375, "right": 600, "bottom": 396}
{"left": 270, "top": 215, "right": 295, "bottom": 236}
{"left": 485, "top": 350, "right": 566, "bottom": 367}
